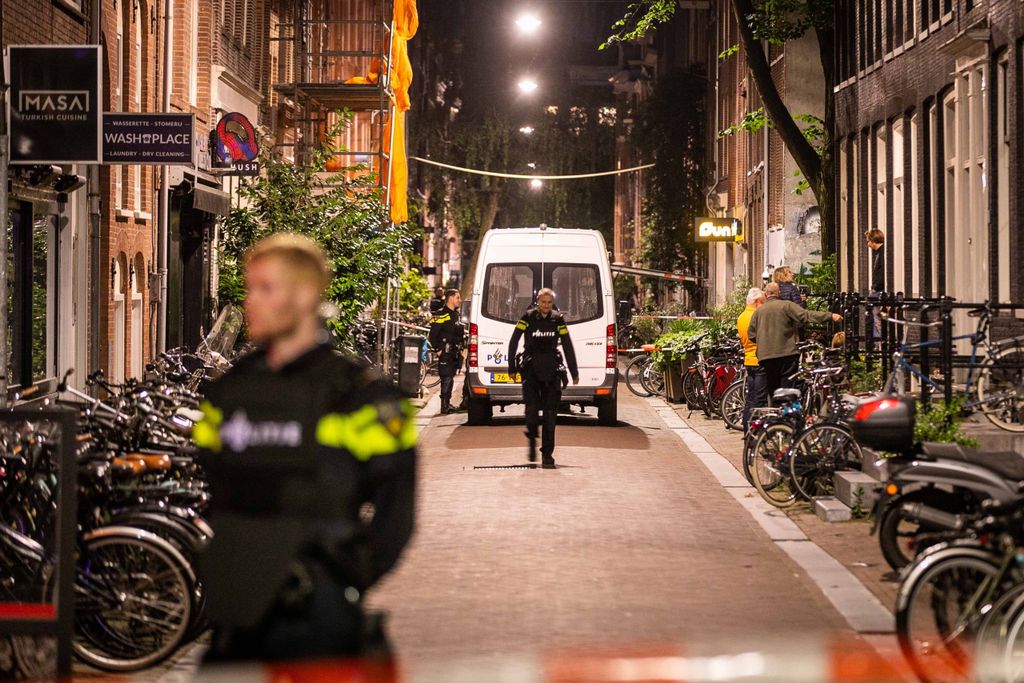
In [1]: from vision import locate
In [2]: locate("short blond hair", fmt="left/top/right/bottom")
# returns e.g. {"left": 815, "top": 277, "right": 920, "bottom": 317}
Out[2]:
{"left": 245, "top": 232, "right": 331, "bottom": 294}
{"left": 536, "top": 287, "right": 555, "bottom": 301}
{"left": 773, "top": 266, "right": 793, "bottom": 283}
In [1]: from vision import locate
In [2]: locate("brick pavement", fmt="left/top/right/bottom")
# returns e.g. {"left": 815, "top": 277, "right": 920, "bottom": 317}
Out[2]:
{"left": 369, "top": 388, "right": 864, "bottom": 664}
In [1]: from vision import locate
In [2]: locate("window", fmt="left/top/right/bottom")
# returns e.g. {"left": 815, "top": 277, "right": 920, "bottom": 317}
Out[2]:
{"left": 114, "top": 7, "right": 125, "bottom": 208}
{"left": 130, "top": 255, "right": 145, "bottom": 378}
{"left": 942, "top": 91, "right": 956, "bottom": 297}
{"left": 839, "top": 140, "right": 849, "bottom": 289}
{"left": 928, "top": 101, "right": 940, "bottom": 295}
{"left": 483, "top": 264, "right": 537, "bottom": 324}
{"left": 851, "top": 137, "right": 861, "bottom": 289}
{"left": 997, "top": 57, "right": 1010, "bottom": 302}
{"left": 874, "top": 125, "right": 888, "bottom": 238}
{"left": 909, "top": 112, "right": 921, "bottom": 296}
{"left": 6, "top": 206, "right": 56, "bottom": 387}
{"left": 112, "top": 258, "right": 126, "bottom": 384}
{"left": 892, "top": 119, "right": 905, "bottom": 293}
{"left": 133, "top": 13, "right": 142, "bottom": 111}
{"left": 548, "top": 265, "right": 602, "bottom": 324}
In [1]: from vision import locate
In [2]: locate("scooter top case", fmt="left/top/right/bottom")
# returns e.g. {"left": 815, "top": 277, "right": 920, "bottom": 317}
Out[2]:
{"left": 851, "top": 396, "right": 915, "bottom": 453}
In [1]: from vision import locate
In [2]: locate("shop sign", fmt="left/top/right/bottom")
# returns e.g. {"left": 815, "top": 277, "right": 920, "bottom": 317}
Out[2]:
{"left": 695, "top": 217, "right": 743, "bottom": 242}
{"left": 8, "top": 45, "right": 102, "bottom": 164}
{"left": 102, "top": 113, "right": 194, "bottom": 164}
{"left": 214, "top": 112, "right": 260, "bottom": 176}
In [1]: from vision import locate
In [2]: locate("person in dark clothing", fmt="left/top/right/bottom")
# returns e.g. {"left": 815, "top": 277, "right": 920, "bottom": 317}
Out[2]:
{"left": 508, "top": 288, "right": 578, "bottom": 468}
{"left": 429, "top": 289, "right": 465, "bottom": 414}
{"left": 428, "top": 287, "right": 445, "bottom": 315}
{"left": 773, "top": 266, "right": 805, "bottom": 307}
{"left": 194, "top": 233, "right": 416, "bottom": 664}
{"left": 866, "top": 229, "right": 886, "bottom": 337}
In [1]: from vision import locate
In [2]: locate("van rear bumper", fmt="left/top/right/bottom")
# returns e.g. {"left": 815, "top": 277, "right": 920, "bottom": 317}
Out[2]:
{"left": 466, "top": 371, "right": 617, "bottom": 405}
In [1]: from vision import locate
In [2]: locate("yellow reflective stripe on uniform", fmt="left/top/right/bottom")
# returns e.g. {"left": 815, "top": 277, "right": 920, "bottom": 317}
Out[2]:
{"left": 192, "top": 400, "right": 224, "bottom": 453}
{"left": 515, "top": 320, "right": 528, "bottom": 331}
{"left": 316, "top": 401, "right": 417, "bottom": 461}
{"left": 432, "top": 314, "right": 451, "bottom": 324}
{"left": 558, "top": 325, "right": 569, "bottom": 335}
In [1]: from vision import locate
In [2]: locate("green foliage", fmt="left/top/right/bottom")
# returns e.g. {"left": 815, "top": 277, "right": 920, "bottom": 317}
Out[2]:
{"left": 650, "top": 320, "right": 711, "bottom": 370}
{"left": 399, "top": 269, "right": 432, "bottom": 322}
{"left": 719, "top": 44, "right": 740, "bottom": 60}
{"left": 600, "top": 0, "right": 676, "bottom": 49}
{"left": 718, "top": 107, "right": 768, "bottom": 139}
{"left": 218, "top": 112, "right": 418, "bottom": 343}
{"left": 794, "top": 253, "right": 836, "bottom": 310}
{"left": 634, "top": 68, "right": 706, "bottom": 275}
{"left": 914, "top": 397, "right": 978, "bottom": 447}
{"left": 846, "top": 355, "right": 883, "bottom": 393}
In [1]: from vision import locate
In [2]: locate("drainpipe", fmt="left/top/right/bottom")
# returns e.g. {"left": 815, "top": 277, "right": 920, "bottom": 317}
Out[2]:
{"left": 88, "top": 0, "right": 102, "bottom": 382}
{"left": 156, "top": 0, "right": 174, "bottom": 353}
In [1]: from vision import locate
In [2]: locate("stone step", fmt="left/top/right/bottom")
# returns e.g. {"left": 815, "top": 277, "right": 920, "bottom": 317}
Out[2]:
{"left": 834, "top": 471, "right": 880, "bottom": 511}
{"left": 813, "top": 496, "right": 852, "bottom": 523}
{"left": 859, "top": 447, "right": 887, "bottom": 480}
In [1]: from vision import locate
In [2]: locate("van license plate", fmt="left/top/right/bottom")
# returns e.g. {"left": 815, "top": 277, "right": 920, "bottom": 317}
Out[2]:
{"left": 490, "top": 372, "right": 521, "bottom": 384}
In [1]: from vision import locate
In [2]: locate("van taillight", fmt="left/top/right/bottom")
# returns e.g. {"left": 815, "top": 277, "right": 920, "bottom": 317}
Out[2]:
{"left": 469, "top": 323, "right": 479, "bottom": 368}
{"left": 606, "top": 324, "right": 616, "bottom": 368}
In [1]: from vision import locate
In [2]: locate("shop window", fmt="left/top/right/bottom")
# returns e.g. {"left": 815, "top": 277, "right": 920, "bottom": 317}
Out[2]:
{"left": 6, "top": 205, "right": 55, "bottom": 388}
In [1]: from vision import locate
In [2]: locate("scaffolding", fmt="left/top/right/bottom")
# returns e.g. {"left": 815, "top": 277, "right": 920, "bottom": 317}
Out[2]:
{"left": 273, "top": 0, "right": 395, "bottom": 207}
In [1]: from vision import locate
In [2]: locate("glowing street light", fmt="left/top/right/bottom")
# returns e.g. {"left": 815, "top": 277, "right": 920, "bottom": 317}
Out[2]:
{"left": 530, "top": 178, "right": 543, "bottom": 190}
{"left": 519, "top": 125, "right": 535, "bottom": 135}
{"left": 515, "top": 13, "right": 542, "bottom": 35}
{"left": 517, "top": 78, "right": 539, "bottom": 94}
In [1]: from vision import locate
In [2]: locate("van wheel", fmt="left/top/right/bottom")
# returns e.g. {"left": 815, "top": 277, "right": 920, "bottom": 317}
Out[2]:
{"left": 467, "top": 398, "right": 492, "bottom": 425}
{"left": 597, "top": 397, "right": 618, "bottom": 426}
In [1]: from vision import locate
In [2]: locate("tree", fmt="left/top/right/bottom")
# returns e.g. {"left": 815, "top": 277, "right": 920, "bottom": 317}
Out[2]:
{"left": 604, "top": 0, "right": 836, "bottom": 257}
{"left": 218, "top": 113, "right": 419, "bottom": 342}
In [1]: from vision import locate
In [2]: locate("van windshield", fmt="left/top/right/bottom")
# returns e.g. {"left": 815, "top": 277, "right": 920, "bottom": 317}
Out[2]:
{"left": 482, "top": 262, "right": 603, "bottom": 325}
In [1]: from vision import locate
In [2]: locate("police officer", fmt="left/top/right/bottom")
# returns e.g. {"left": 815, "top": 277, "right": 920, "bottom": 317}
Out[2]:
{"left": 429, "top": 289, "right": 464, "bottom": 414}
{"left": 508, "top": 288, "right": 578, "bottom": 468}
{"left": 194, "top": 233, "right": 416, "bottom": 663}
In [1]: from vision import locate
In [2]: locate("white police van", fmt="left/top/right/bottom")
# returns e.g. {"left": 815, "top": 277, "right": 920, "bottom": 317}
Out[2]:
{"left": 464, "top": 226, "right": 618, "bottom": 426}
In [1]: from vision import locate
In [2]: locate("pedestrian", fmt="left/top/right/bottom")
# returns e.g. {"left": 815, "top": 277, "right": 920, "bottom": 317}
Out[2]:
{"left": 429, "top": 289, "right": 465, "bottom": 415}
{"left": 773, "top": 266, "right": 805, "bottom": 307}
{"left": 194, "top": 233, "right": 416, "bottom": 664}
{"left": 865, "top": 229, "right": 886, "bottom": 337}
{"left": 508, "top": 288, "right": 578, "bottom": 468}
{"left": 737, "top": 287, "right": 768, "bottom": 430}
{"left": 747, "top": 282, "right": 842, "bottom": 399}
{"left": 429, "top": 286, "right": 445, "bottom": 315}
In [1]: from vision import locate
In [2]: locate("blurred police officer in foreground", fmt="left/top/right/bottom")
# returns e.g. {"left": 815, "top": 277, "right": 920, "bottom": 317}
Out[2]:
{"left": 429, "top": 289, "right": 465, "bottom": 415}
{"left": 508, "top": 288, "right": 578, "bottom": 468}
{"left": 194, "top": 233, "right": 416, "bottom": 663}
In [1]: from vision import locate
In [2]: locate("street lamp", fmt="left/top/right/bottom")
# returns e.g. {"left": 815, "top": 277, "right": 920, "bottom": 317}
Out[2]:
{"left": 517, "top": 78, "right": 539, "bottom": 94}
{"left": 530, "top": 178, "right": 543, "bottom": 190}
{"left": 519, "top": 125, "right": 535, "bottom": 135}
{"left": 515, "top": 12, "right": 542, "bottom": 35}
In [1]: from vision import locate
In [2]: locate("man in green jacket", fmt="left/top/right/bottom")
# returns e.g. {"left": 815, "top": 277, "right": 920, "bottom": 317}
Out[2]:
{"left": 747, "top": 282, "right": 842, "bottom": 398}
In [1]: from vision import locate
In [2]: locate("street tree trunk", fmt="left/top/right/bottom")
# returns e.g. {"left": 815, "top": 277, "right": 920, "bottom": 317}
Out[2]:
{"left": 729, "top": 0, "right": 834, "bottom": 256}
{"left": 459, "top": 185, "right": 500, "bottom": 299}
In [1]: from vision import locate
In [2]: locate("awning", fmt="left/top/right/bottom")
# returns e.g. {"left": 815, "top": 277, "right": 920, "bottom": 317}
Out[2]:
{"left": 191, "top": 184, "right": 231, "bottom": 216}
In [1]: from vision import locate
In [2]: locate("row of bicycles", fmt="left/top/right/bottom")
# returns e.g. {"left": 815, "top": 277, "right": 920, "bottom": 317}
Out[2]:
{"left": 0, "top": 312, "right": 244, "bottom": 675}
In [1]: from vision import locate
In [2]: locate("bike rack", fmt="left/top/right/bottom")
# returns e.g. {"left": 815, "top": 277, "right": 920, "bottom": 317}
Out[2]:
{"left": 0, "top": 408, "right": 77, "bottom": 678}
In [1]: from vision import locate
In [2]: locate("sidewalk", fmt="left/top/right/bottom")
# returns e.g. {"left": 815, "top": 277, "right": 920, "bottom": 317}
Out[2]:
{"left": 666, "top": 401, "right": 900, "bottom": 613}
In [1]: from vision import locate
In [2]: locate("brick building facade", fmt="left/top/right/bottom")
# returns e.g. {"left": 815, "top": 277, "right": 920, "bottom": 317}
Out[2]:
{"left": 834, "top": 0, "right": 1023, "bottom": 310}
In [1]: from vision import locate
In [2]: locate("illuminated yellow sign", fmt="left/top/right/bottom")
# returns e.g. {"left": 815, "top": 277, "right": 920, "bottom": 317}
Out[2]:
{"left": 695, "top": 217, "right": 742, "bottom": 242}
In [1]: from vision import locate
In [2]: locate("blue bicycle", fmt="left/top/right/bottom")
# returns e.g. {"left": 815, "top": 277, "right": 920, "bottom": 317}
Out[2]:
{"left": 882, "top": 303, "right": 1024, "bottom": 432}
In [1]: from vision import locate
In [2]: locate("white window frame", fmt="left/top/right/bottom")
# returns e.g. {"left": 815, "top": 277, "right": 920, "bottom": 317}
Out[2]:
{"left": 839, "top": 140, "right": 849, "bottom": 290}
{"left": 875, "top": 125, "right": 888, "bottom": 238}
{"left": 892, "top": 118, "right": 905, "bottom": 293}
{"left": 130, "top": 259, "right": 144, "bottom": 379}
{"left": 112, "top": 259, "right": 126, "bottom": 384}
{"left": 189, "top": 0, "right": 199, "bottom": 106}
{"left": 852, "top": 137, "right": 861, "bottom": 289}
{"left": 997, "top": 57, "right": 1010, "bottom": 302}
{"left": 909, "top": 111, "right": 921, "bottom": 296}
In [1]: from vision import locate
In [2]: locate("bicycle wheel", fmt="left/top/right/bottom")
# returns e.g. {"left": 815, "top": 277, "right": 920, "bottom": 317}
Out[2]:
{"left": 977, "top": 343, "right": 1024, "bottom": 432}
{"left": 750, "top": 423, "right": 800, "bottom": 508}
{"left": 719, "top": 379, "right": 746, "bottom": 430}
{"left": 624, "top": 355, "right": 653, "bottom": 397}
{"left": 681, "top": 368, "right": 702, "bottom": 408}
{"left": 640, "top": 362, "right": 666, "bottom": 397}
{"left": 73, "top": 529, "right": 194, "bottom": 672}
{"left": 788, "top": 424, "right": 861, "bottom": 501}
{"left": 896, "top": 548, "right": 1003, "bottom": 683}
{"left": 974, "top": 582, "right": 1024, "bottom": 683}
{"left": 421, "top": 357, "right": 442, "bottom": 390}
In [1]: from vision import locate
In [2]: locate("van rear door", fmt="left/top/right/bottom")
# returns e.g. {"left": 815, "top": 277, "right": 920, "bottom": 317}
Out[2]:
{"left": 476, "top": 263, "right": 538, "bottom": 387}
{"left": 542, "top": 262, "right": 606, "bottom": 388}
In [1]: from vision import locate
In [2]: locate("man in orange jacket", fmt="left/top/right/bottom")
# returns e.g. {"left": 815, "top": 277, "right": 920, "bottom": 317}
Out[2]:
{"left": 737, "top": 287, "right": 767, "bottom": 430}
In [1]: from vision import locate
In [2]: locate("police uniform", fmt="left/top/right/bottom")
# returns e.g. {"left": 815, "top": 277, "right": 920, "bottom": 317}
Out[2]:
{"left": 508, "top": 308, "right": 578, "bottom": 467}
{"left": 193, "top": 342, "right": 416, "bottom": 663}
{"left": 429, "top": 305, "right": 464, "bottom": 414}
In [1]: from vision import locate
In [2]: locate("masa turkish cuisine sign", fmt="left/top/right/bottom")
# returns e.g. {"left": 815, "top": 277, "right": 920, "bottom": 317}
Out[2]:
{"left": 694, "top": 217, "right": 742, "bottom": 242}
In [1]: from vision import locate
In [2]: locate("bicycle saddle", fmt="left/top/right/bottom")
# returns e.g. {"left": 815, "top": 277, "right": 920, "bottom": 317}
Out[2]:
{"left": 111, "top": 457, "right": 146, "bottom": 476}
{"left": 772, "top": 388, "right": 801, "bottom": 404}
{"left": 921, "top": 443, "right": 1024, "bottom": 481}
{"left": 126, "top": 453, "right": 173, "bottom": 471}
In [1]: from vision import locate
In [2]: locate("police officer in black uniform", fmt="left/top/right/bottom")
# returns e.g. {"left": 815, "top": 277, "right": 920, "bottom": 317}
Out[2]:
{"left": 508, "top": 288, "right": 578, "bottom": 468}
{"left": 429, "top": 289, "right": 464, "bottom": 415}
{"left": 194, "top": 233, "right": 416, "bottom": 664}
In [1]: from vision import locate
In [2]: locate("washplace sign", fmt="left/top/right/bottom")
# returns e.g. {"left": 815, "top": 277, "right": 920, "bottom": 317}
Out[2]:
{"left": 102, "top": 113, "right": 194, "bottom": 164}
{"left": 694, "top": 217, "right": 743, "bottom": 242}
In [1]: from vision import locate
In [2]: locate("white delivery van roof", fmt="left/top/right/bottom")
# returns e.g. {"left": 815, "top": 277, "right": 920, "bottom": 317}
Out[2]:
{"left": 479, "top": 227, "right": 609, "bottom": 263}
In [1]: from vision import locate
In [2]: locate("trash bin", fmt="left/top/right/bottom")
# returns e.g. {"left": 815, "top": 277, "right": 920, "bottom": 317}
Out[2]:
{"left": 397, "top": 335, "right": 425, "bottom": 397}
